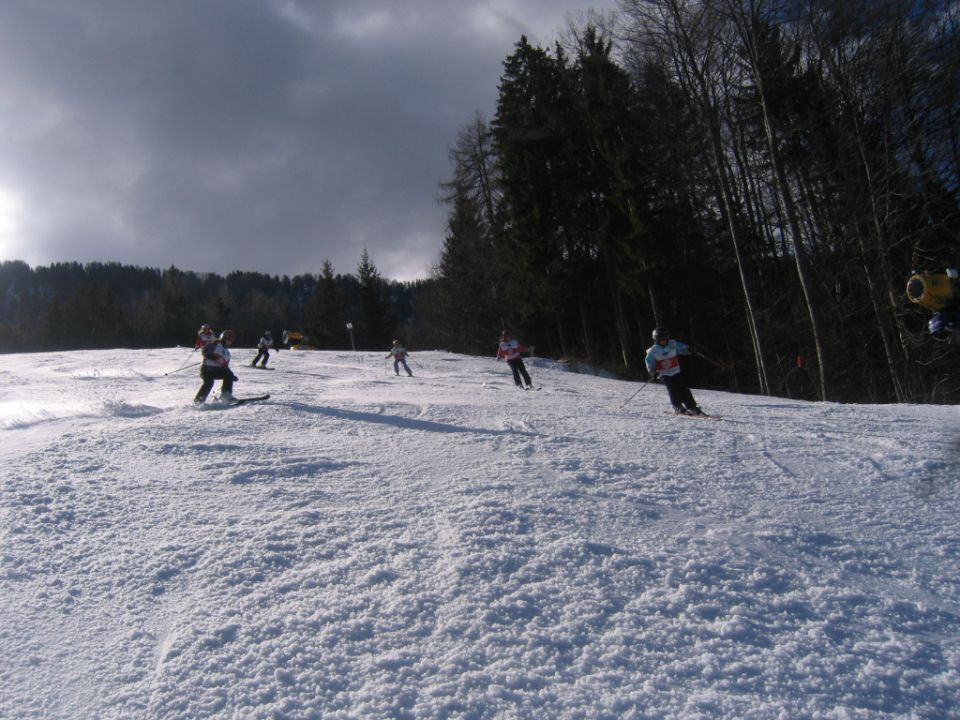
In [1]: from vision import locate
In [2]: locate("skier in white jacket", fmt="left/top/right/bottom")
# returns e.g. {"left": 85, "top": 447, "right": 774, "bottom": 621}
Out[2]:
{"left": 497, "top": 330, "right": 533, "bottom": 389}
{"left": 645, "top": 327, "right": 703, "bottom": 415}
{"left": 194, "top": 329, "right": 237, "bottom": 405}
{"left": 386, "top": 339, "right": 413, "bottom": 377}
{"left": 251, "top": 330, "right": 274, "bottom": 368}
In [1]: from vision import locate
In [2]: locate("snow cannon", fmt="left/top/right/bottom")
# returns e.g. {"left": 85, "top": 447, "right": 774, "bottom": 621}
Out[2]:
{"left": 906, "top": 272, "right": 958, "bottom": 312}
{"left": 281, "top": 330, "right": 316, "bottom": 350}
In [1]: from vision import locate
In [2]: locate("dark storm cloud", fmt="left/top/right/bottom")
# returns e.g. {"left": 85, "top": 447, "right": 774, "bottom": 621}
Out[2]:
{"left": 0, "top": 0, "right": 614, "bottom": 280}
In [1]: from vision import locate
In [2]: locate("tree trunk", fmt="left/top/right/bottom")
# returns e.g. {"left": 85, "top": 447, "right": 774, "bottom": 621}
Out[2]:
{"left": 728, "top": 0, "right": 831, "bottom": 399}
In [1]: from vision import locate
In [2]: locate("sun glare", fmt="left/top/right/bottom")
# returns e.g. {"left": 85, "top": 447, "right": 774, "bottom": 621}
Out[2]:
{"left": 0, "top": 186, "right": 25, "bottom": 257}
{"left": 333, "top": 8, "right": 394, "bottom": 39}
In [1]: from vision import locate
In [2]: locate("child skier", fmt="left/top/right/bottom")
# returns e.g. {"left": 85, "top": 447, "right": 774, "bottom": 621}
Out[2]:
{"left": 195, "top": 323, "right": 217, "bottom": 349}
{"left": 194, "top": 329, "right": 238, "bottom": 405}
{"left": 386, "top": 339, "right": 413, "bottom": 376}
{"left": 497, "top": 330, "right": 533, "bottom": 389}
{"left": 251, "top": 330, "right": 273, "bottom": 368}
{"left": 645, "top": 327, "right": 704, "bottom": 415}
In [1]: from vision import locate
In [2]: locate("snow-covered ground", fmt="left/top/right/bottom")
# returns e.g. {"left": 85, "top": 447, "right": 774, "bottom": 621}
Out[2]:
{"left": 1, "top": 347, "right": 958, "bottom": 719}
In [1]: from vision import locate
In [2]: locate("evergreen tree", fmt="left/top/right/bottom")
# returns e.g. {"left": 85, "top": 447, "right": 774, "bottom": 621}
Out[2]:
{"left": 160, "top": 266, "right": 192, "bottom": 346}
{"left": 572, "top": 27, "right": 661, "bottom": 366}
{"left": 435, "top": 116, "right": 505, "bottom": 354}
{"left": 356, "top": 249, "right": 390, "bottom": 350}
{"left": 306, "top": 260, "right": 347, "bottom": 348}
{"left": 493, "top": 36, "right": 585, "bottom": 356}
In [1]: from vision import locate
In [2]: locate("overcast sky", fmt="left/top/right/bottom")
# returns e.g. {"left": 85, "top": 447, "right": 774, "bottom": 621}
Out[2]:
{"left": 0, "top": 1, "right": 617, "bottom": 281}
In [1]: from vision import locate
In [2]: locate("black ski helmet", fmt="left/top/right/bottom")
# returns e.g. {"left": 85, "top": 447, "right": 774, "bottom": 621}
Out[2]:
{"left": 652, "top": 327, "right": 669, "bottom": 342}
{"left": 220, "top": 329, "right": 236, "bottom": 344}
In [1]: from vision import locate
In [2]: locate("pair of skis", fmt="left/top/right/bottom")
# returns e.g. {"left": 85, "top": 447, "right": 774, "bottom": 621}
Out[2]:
{"left": 479, "top": 382, "right": 542, "bottom": 390}
{"left": 197, "top": 394, "right": 271, "bottom": 408}
{"left": 228, "top": 394, "right": 271, "bottom": 406}
{"left": 668, "top": 410, "right": 721, "bottom": 421}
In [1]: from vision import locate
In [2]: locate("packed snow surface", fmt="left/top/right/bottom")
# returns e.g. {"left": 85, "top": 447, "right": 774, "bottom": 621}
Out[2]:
{"left": 1, "top": 348, "right": 959, "bottom": 719}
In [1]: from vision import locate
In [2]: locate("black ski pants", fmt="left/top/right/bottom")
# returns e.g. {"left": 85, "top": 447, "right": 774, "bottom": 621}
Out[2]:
{"left": 252, "top": 348, "right": 270, "bottom": 367}
{"left": 662, "top": 373, "right": 698, "bottom": 412}
{"left": 507, "top": 357, "right": 532, "bottom": 388}
{"left": 195, "top": 365, "right": 235, "bottom": 403}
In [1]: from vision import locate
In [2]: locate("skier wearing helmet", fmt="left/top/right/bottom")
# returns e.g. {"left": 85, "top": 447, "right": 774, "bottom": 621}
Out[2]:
{"left": 645, "top": 327, "right": 704, "bottom": 415}
{"left": 194, "top": 329, "right": 238, "bottom": 404}
{"left": 386, "top": 338, "right": 413, "bottom": 377}
{"left": 251, "top": 330, "right": 274, "bottom": 368}
{"left": 496, "top": 329, "right": 534, "bottom": 389}
{"left": 195, "top": 323, "right": 217, "bottom": 349}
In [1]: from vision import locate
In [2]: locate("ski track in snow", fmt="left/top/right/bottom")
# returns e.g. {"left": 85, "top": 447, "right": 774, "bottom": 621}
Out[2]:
{"left": 1, "top": 348, "right": 959, "bottom": 719}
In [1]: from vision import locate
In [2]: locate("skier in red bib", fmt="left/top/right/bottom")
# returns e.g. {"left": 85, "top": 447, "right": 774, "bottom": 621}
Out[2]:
{"left": 386, "top": 339, "right": 413, "bottom": 377}
{"left": 496, "top": 330, "right": 533, "bottom": 390}
{"left": 195, "top": 323, "right": 217, "bottom": 349}
{"left": 645, "top": 327, "right": 704, "bottom": 415}
{"left": 194, "top": 329, "right": 237, "bottom": 405}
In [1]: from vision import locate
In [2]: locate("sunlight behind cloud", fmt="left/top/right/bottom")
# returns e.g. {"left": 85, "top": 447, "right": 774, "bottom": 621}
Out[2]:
{"left": 271, "top": 0, "right": 318, "bottom": 34}
{"left": 466, "top": 0, "right": 588, "bottom": 44}
{"left": 0, "top": 0, "right": 622, "bottom": 280}
{"left": 467, "top": 2, "right": 523, "bottom": 40}
{"left": 333, "top": 8, "right": 395, "bottom": 39}
{"left": 0, "top": 186, "right": 24, "bottom": 258}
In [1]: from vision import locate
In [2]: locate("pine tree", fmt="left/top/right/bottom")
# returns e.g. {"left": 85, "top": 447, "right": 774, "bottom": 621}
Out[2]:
{"left": 493, "top": 36, "right": 584, "bottom": 356}
{"left": 356, "top": 249, "right": 390, "bottom": 350}
{"left": 435, "top": 115, "right": 505, "bottom": 354}
{"left": 161, "top": 266, "right": 191, "bottom": 346}
{"left": 306, "top": 260, "right": 347, "bottom": 348}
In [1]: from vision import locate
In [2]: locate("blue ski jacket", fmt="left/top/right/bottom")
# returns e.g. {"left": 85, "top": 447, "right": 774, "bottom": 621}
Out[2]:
{"left": 645, "top": 339, "right": 691, "bottom": 378}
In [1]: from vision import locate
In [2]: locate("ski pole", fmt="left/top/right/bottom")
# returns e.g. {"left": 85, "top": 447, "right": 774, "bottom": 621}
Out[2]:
{"left": 169, "top": 346, "right": 198, "bottom": 371}
{"left": 695, "top": 349, "right": 731, "bottom": 371}
{"left": 163, "top": 361, "right": 201, "bottom": 377}
{"left": 620, "top": 377, "right": 652, "bottom": 409}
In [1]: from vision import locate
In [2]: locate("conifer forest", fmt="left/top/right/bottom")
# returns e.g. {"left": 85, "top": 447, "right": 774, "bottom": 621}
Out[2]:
{"left": 2, "top": 0, "right": 958, "bottom": 403}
